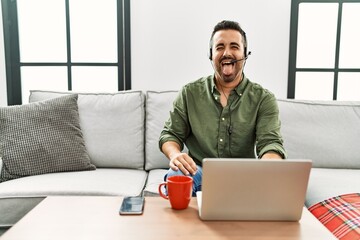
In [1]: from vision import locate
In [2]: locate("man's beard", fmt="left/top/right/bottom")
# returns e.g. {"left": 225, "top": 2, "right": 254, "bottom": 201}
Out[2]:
{"left": 222, "top": 73, "right": 236, "bottom": 83}
{"left": 216, "top": 57, "right": 241, "bottom": 83}
{"left": 216, "top": 65, "right": 239, "bottom": 83}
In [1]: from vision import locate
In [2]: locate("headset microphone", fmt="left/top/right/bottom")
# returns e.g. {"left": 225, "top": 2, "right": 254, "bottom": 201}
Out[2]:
{"left": 223, "top": 51, "right": 252, "bottom": 65}
{"left": 228, "top": 58, "right": 245, "bottom": 64}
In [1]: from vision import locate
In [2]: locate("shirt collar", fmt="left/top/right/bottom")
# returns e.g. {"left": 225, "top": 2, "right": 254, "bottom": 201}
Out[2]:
{"left": 210, "top": 73, "right": 249, "bottom": 96}
{"left": 234, "top": 74, "right": 248, "bottom": 96}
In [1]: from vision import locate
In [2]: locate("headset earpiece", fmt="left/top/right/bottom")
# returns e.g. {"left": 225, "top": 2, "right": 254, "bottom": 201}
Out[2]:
{"left": 209, "top": 48, "right": 212, "bottom": 60}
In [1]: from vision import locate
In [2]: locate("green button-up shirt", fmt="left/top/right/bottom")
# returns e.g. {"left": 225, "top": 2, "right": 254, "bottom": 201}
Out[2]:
{"left": 159, "top": 74, "right": 286, "bottom": 166}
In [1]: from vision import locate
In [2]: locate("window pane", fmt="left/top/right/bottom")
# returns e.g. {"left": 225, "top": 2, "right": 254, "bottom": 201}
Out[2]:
{"left": 296, "top": 3, "right": 338, "bottom": 68}
{"left": 339, "top": 3, "right": 360, "bottom": 68}
{"left": 295, "top": 72, "right": 334, "bottom": 100}
{"left": 69, "top": 0, "right": 117, "bottom": 63}
{"left": 17, "top": 0, "right": 67, "bottom": 62}
{"left": 21, "top": 67, "right": 68, "bottom": 103}
{"left": 337, "top": 72, "right": 360, "bottom": 101}
{"left": 71, "top": 67, "right": 117, "bottom": 92}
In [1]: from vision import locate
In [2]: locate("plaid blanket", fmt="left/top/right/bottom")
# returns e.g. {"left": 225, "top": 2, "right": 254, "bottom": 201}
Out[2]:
{"left": 309, "top": 193, "right": 360, "bottom": 240}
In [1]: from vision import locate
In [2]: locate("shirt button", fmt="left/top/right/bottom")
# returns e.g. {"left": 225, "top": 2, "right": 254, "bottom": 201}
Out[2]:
{"left": 221, "top": 118, "right": 225, "bottom": 121}
{"left": 219, "top": 139, "right": 223, "bottom": 142}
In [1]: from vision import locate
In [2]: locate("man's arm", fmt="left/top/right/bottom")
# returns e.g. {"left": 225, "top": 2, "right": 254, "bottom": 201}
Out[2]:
{"left": 256, "top": 93, "right": 287, "bottom": 159}
{"left": 161, "top": 141, "right": 197, "bottom": 175}
{"left": 261, "top": 151, "right": 283, "bottom": 159}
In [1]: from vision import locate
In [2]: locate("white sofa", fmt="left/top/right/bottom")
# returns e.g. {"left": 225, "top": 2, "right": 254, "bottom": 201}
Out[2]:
{"left": 0, "top": 90, "right": 174, "bottom": 233}
{"left": 277, "top": 99, "right": 360, "bottom": 207}
{"left": 0, "top": 90, "right": 359, "bottom": 234}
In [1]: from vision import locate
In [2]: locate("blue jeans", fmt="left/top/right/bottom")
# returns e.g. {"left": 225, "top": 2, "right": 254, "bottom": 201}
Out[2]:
{"left": 163, "top": 165, "right": 203, "bottom": 196}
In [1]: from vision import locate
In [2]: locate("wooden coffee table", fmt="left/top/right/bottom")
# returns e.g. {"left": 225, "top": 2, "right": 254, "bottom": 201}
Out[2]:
{"left": 0, "top": 196, "right": 336, "bottom": 240}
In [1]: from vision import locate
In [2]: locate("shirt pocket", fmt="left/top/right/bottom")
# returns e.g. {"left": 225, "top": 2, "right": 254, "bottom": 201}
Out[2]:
{"left": 229, "top": 121, "right": 256, "bottom": 157}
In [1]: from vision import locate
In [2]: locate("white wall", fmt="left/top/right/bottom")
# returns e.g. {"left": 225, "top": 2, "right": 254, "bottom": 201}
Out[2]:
{"left": 0, "top": 0, "right": 291, "bottom": 104}
{"left": 0, "top": 5, "right": 7, "bottom": 106}
{"left": 131, "top": 0, "right": 291, "bottom": 98}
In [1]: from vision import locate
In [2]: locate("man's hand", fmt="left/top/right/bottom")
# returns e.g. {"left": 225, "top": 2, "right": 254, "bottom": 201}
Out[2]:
{"left": 161, "top": 141, "right": 197, "bottom": 176}
{"left": 169, "top": 152, "right": 197, "bottom": 176}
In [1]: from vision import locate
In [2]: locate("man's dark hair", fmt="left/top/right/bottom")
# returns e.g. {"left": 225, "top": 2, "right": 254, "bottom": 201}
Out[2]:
{"left": 209, "top": 20, "right": 248, "bottom": 58}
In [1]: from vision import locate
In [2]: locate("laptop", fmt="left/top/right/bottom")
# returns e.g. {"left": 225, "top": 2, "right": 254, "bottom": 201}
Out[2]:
{"left": 196, "top": 158, "right": 312, "bottom": 221}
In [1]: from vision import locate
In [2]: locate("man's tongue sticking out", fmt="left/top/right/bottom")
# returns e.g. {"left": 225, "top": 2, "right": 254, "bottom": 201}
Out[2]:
{"left": 222, "top": 63, "right": 234, "bottom": 76}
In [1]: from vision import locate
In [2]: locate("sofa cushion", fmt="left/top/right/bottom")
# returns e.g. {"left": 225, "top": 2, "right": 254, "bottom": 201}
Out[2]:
{"left": 305, "top": 168, "right": 360, "bottom": 207}
{"left": 0, "top": 94, "right": 95, "bottom": 183}
{"left": 143, "top": 169, "right": 168, "bottom": 196}
{"left": 145, "top": 91, "right": 189, "bottom": 170}
{"left": 29, "top": 90, "right": 145, "bottom": 169}
{"left": 0, "top": 168, "right": 148, "bottom": 227}
{"left": 278, "top": 99, "right": 360, "bottom": 168}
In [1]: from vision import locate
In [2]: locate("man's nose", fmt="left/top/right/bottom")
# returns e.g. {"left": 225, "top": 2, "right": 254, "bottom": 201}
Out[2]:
{"left": 222, "top": 47, "right": 232, "bottom": 58}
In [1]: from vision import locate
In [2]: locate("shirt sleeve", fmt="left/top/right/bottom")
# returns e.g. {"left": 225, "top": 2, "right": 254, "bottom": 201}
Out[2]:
{"left": 255, "top": 93, "right": 287, "bottom": 159}
{"left": 158, "top": 87, "right": 190, "bottom": 152}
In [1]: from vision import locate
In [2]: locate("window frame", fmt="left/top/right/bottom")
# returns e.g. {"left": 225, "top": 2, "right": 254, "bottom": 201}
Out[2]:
{"left": 288, "top": 0, "right": 360, "bottom": 100}
{"left": 1, "top": 0, "right": 131, "bottom": 105}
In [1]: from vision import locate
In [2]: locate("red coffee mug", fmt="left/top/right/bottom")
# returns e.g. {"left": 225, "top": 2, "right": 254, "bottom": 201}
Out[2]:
{"left": 158, "top": 175, "right": 193, "bottom": 210}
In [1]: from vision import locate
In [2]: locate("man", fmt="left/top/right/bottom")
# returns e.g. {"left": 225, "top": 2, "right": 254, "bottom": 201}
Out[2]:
{"left": 159, "top": 20, "right": 286, "bottom": 194}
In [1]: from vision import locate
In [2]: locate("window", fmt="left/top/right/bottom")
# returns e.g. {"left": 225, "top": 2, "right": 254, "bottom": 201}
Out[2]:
{"left": 1, "top": 0, "right": 131, "bottom": 105}
{"left": 288, "top": 0, "right": 360, "bottom": 100}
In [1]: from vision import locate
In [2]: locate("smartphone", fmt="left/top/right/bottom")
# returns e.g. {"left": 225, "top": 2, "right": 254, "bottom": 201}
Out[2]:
{"left": 119, "top": 196, "right": 145, "bottom": 215}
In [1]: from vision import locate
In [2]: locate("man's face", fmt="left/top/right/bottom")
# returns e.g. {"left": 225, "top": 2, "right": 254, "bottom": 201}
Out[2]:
{"left": 211, "top": 29, "right": 245, "bottom": 83}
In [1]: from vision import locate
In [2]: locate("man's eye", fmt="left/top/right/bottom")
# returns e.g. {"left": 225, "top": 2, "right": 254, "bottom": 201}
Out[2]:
{"left": 216, "top": 46, "right": 224, "bottom": 51}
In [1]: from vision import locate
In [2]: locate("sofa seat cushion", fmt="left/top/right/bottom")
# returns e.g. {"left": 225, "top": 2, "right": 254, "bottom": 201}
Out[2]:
{"left": 309, "top": 193, "right": 360, "bottom": 240}
{"left": 143, "top": 169, "right": 168, "bottom": 196}
{"left": 306, "top": 168, "right": 360, "bottom": 207}
{"left": 0, "top": 168, "right": 147, "bottom": 227}
{"left": 29, "top": 90, "right": 145, "bottom": 169}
